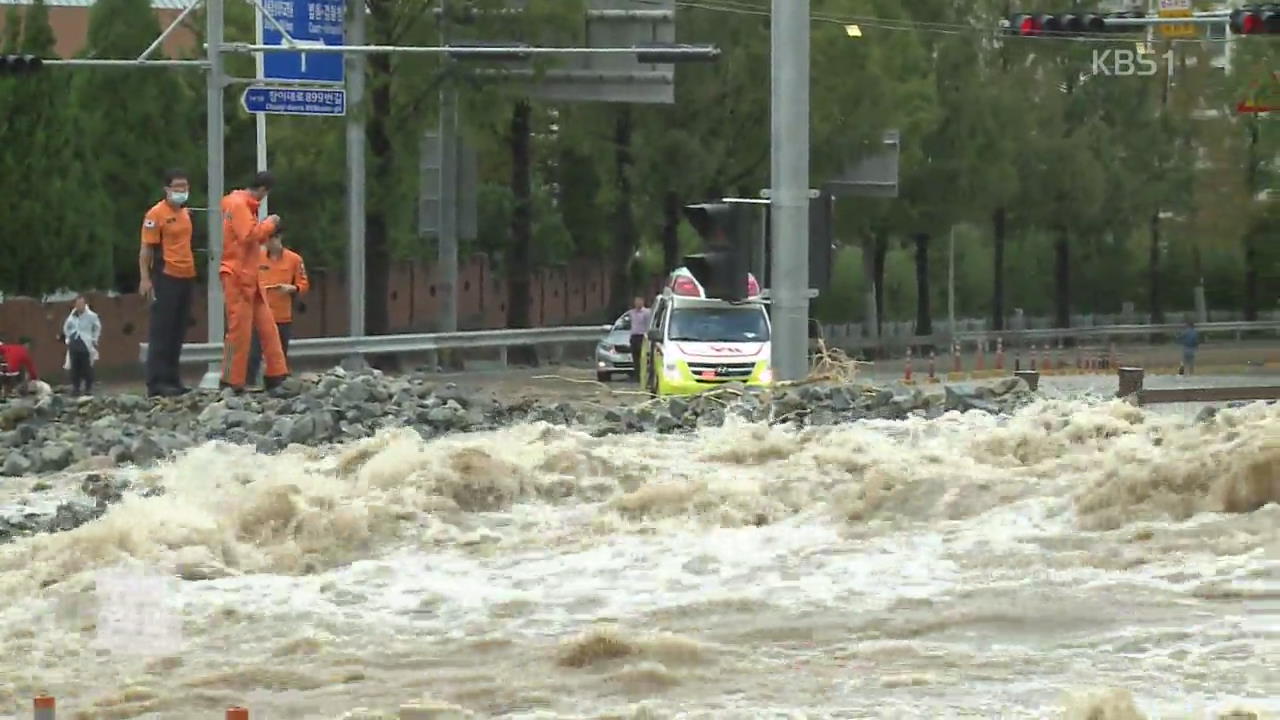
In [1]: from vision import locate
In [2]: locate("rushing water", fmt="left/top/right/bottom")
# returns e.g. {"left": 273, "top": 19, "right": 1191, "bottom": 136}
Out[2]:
{"left": 0, "top": 395, "right": 1277, "bottom": 719}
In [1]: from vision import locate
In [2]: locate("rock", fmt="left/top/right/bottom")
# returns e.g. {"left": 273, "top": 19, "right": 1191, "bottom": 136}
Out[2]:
{"left": 944, "top": 385, "right": 1000, "bottom": 415}
{"left": 0, "top": 403, "right": 34, "bottom": 430}
{"left": 433, "top": 383, "right": 471, "bottom": 407}
{"left": 108, "top": 445, "right": 132, "bottom": 465}
{"left": 37, "top": 443, "right": 74, "bottom": 473}
{"left": 426, "top": 406, "right": 458, "bottom": 427}
{"left": 47, "top": 500, "right": 103, "bottom": 533}
{"left": 2, "top": 452, "right": 33, "bottom": 477}
{"left": 1195, "top": 406, "right": 1218, "bottom": 424}
{"left": 81, "top": 473, "right": 128, "bottom": 506}
{"left": 129, "top": 436, "right": 165, "bottom": 465}
{"left": 655, "top": 413, "right": 681, "bottom": 433}
{"left": 339, "top": 382, "right": 371, "bottom": 404}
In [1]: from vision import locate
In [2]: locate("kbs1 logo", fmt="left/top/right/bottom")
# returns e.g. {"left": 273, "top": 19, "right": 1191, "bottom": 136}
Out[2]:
{"left": 1091, "top": 48, "right": 1174, "bottom": 77}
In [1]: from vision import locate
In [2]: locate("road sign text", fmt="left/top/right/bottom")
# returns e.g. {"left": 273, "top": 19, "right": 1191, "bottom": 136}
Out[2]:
{"left": 261, "top": 0, "right": 345, "bottom": 84}
{"left": 242, "top": 87, "right": 346, "bottom": 116}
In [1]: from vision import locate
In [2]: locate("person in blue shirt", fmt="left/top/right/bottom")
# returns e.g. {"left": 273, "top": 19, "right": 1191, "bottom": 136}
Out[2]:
{"left": 1177, "top": 321, "right": 1201, "bottom": 375}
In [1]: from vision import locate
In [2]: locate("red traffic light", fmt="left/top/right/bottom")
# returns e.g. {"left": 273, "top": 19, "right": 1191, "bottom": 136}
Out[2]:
{"left": 1006, "top": 11, "right": 1136, "bottom": 36}
{"left": 1230, "top": 9, "right": 1280, "bottom": 34}
{"left": 1009, "top": 13, "right": 1041, "bottom": 35}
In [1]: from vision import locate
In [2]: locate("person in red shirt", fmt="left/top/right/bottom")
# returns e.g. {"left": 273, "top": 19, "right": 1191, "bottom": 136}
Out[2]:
{"left": 219, "top": 171, "right": 288, "bottom": 391}
{"left": 0, "top": 335, "right": 38, "bottom": 397}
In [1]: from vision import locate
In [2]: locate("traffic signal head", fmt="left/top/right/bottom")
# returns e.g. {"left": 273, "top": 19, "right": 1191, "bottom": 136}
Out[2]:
{"left": 1231, "top": 6, "right": 1280, "bottom": 34}
{"left": 682, "top": 203, "right": 737, "bottom": 245}
{"left": 1005, "top": 11, "right": 1138, "bottom": 36}
{"left": 0, "top": 55, "right": 43, "bottom": 74}
{"left": 681, "top": 202, "right": 751, "bottom": 302}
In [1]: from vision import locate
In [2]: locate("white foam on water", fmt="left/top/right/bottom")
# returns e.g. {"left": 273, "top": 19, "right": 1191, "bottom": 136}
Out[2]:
{"left": 0, "top": 395, "right": 1276, "bottom": 718}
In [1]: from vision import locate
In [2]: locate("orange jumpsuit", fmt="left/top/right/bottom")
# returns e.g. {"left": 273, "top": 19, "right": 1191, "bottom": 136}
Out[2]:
{"left": 219, "top": 189, "right": 286, "bottom": 388}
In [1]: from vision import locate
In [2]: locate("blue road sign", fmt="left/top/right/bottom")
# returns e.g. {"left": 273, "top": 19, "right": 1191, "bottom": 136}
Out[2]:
{"left": 260, "top": 0, "right": 345, "bottom": 84}
{"left": 242, "top": 86, "right": 346, "bottom": 116}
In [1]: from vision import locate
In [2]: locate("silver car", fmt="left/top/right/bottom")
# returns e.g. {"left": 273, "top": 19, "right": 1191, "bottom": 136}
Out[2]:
{"left": 594, "top": 312, "right": 637, "bottom": 381}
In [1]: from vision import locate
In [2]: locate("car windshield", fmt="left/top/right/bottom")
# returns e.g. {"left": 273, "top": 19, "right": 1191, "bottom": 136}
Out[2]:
{"left": 668, "top": 307, "right": 769, "bottom": 343}
{"left": 612, "top": 314, "right": 632, "bottom": 332}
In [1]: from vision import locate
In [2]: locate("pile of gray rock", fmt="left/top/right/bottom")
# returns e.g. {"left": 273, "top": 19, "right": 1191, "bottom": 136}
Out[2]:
{"left": 0, "top": 368, "right": 1037, "bottom": 542}
{"left": 0, "top": 369, "right": 1039, "bottom": 477}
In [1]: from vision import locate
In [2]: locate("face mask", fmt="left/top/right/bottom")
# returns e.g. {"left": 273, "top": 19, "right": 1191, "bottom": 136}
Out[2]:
{"left": 168, "top": 191, "right": 189, "bottom": 205}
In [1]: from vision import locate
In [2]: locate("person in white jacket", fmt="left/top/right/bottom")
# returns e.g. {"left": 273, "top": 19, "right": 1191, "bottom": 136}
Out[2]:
{"left": 62, "top": 295, "right": 101, "bottom": 396}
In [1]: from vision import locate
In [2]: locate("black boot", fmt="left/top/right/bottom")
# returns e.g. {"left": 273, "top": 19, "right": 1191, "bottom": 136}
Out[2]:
{"left": 263, "top": 374, "right": 290, "bottom": 397}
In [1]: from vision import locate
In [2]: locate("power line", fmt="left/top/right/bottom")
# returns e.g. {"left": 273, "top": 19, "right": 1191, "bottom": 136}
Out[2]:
{"left": 653, "top": 0, "right": 1234, "bottom": 45}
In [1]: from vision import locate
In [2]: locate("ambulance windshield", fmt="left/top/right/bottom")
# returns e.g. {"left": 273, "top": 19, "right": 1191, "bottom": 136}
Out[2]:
{"left": 667, "top": 306, "right": 769, "bottom": 343}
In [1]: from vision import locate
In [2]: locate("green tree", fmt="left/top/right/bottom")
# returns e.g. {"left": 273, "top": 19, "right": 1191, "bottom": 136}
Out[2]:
{"left": 69, "top": 0, "right": 201, "bottom": 293}
{"left": 0, "top": 0, "right": 80, "bottom": 295}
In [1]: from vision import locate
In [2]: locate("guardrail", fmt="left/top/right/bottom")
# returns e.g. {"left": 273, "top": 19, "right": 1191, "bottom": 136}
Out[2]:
{"left": 138, "top": 325, "right": 612, "bottom": 365}
{"left": 821, "top": 320, "right": 1280, "bottom": 352}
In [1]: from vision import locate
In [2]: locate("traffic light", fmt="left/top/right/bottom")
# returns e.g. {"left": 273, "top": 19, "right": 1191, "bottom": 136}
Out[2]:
{"left": 1231, "top": 6, "right": 1280, "bottom": 34}
{"left": 682, "top": 202, "right": 752, "bottom": 302}
{"left": 809, "top": 192, "right": 834, "bottom": 297}
{"left": 1005, "top": 12, "right": 1141, "bottom": 36}
{"left": 0, "top": 55, "right": 43, "bottom": 74}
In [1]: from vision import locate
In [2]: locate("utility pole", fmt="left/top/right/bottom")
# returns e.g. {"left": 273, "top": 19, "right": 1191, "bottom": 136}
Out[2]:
{"left": 437, "top": 0, "right": 459, "bottom": 333}
{"left": 202, "top": 0, "right": 225, "bottom": 390}
{"left": 948, "top": 225, "right": 956, "bottom": 341}
{"left": 346, "top": 1, "right": 366, "bottom": 338}
{"left": 254, "top": 4, "right": 268, "bottom": 220}
{"left": 769, "top": 0, "right": 810, "bottom": 382}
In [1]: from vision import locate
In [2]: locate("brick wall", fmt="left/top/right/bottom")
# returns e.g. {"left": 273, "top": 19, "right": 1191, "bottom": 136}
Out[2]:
{"left": 0, "top": 254, "right": 617, "bottom": 383}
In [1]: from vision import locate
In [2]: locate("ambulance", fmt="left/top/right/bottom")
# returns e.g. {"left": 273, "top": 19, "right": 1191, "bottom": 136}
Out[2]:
{"left": 637, "top": 266, "right": 773, "bottom": 396}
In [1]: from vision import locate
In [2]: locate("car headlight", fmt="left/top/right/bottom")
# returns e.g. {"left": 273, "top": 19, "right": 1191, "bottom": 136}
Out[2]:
{"left": 759, "top": 365, "right": 773, "bottom": 383}
{"left": 663, "top": 362, "right": 681, "bottom": 381}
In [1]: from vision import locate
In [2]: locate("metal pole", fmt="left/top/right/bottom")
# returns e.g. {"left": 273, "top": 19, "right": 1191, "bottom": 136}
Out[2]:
{"left": 437, "top": 0, "right": 459, "bottom": 333}
{"left": 346, "top": 0, "right": 367, "bottom": 339}
{"left": 254, "top": 4, "right": 268, "bottom": 220}
{"left": 1223, "top": 20, "right": 1232, "bottom": 75}
{"left": 768, "top": 0, "right": 810, "bottom": 381}
{"left": 752, "top": 204, "right": 762, "bottom": 283}
{"left": 220, "top": 43, "right": 720, "bottom": 57}
{"left": 201, "top": 0, "right": 225, "bottom": 390}
{"left": 42, "top": 58, "right": 208, "bottom": 66}
{"left": 138, "top": 0, "right": 205, "bottom": 61}
{"left": 948, "top": 225, "right": 955, "bottom": 342}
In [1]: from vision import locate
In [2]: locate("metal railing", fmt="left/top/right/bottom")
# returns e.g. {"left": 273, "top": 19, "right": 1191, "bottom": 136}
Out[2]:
{"left": 137, "top": 325, "right": 612, "bottom": 365}
{"left": 821, "top": 319, "right": 1280, "bottom": 352}
{"left": 137, "top": 319, "right": 1279, "bottom": 367}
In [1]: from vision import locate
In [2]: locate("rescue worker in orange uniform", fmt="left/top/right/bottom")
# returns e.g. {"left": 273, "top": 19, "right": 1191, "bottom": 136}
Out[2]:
{"left": 246, "top": 228, "right": 309, "bottom": 385}
{"left": 219, "top": 171, "right": 288, "bottom": 391}
{"left": 140, "top": 169, "right": 196, "bottom": 397}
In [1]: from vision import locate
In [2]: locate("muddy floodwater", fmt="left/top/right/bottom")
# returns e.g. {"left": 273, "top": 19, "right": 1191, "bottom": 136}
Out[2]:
{"left": 0, "top": 394, "right": 1277, "bottom": 718}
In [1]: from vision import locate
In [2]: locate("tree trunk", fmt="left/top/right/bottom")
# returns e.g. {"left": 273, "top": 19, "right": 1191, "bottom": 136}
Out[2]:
{"left": 1148, "top": 211, "right": 1163, "bottom": 324}
{"left": 1244, "top": 240, "right": 1259, "bottom": 321}
{"left": 913, "top": 232, "right": 932, "bottom": 337}
{"left": 1054, "top": 228, "right": 1070, "bottom": 329}
{"left": 363, "top": 47, "right": 393, "bottom": 338}
{"left": 506, "top": 100, "right": 533, "bottom": 336}
{"left": 872, "top": 232, "right": 888, "bottom": 336}
{"left": 992, "top": 206, "right": 1006, "bottom": 331}
{"left": 662, "top": 190, "right": 680, "bottom": 278}
{"left": 607, "top": 107, "right": 637, "bottom": 318}
{"left": 1244, "top": 121, "right": 1260, "bottom": 321}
